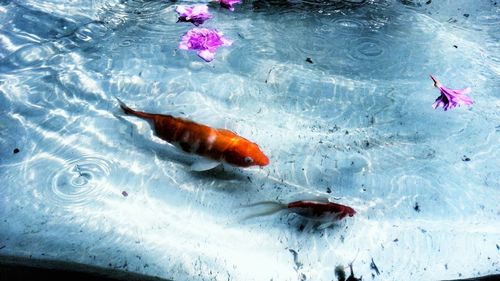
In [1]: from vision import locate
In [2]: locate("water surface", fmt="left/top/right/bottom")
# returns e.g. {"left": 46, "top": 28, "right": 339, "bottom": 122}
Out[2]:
{"left": 0, "top": 0, "right": 499, "bottom": 280}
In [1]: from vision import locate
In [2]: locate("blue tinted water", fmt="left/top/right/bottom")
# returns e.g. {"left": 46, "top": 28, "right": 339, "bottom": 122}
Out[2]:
{"left": 0, "top": 0, "right": 499, "bottom": 280}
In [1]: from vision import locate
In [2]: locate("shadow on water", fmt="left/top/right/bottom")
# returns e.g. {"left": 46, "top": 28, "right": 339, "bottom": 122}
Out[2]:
{"left": 188, "top": 165, "right": 251, "bottom": 183}
{"left": 0, "top": 255, "right": 170, "bottom": 281}
{"left": 2, "top": 255, "right": 498, "bottom": 281}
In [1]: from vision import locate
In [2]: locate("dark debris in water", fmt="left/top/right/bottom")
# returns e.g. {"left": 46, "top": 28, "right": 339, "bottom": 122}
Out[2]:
{"left": 347, "top": 264, "right": 362, "bottom": 281}
{"left": 122, "top": 191, "right": 128, "bottom": 197}
{"left": 462, "top": 155, "right": 471, "bottom": 162}
{"left": 298, "top": 224, "right": 305, "bottom": 232}
{"left": 425, "top": 0, "right": 432, "bottom": 4}
{"left": 306, "top": 57, "right": 313, "bottom": 64}
{"left": 13, "top": 148, "right": 20, "bottom": 154}
{"left": 335, "top": 265, "right": 346, "bottom": 281}
{"left": 453, "top": 45, "right": 459, "bottom": 48}
{"left": 288, "top": 249, "right": 302, "bottom": 270}
{"left": 336, "top": 264, "right": 362, "bottom": 281}
{"left": 414, "top": 202, "right": 420, "bottom": 212}
{"left": 370, "top": 258, "right": 380, "bottom": 275}
{"left": 463, "top": 13, "right": 470, "bottom": 18}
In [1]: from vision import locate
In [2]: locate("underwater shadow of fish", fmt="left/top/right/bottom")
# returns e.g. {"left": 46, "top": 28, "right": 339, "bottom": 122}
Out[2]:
{"left": 187, "top": 165, "right": 257, "bottom": 192}
{"left": 286, "top": 213, "right": 349, "bottom": 233}
{"left": 114, "top": 112, "right": 194, "bottom": 166}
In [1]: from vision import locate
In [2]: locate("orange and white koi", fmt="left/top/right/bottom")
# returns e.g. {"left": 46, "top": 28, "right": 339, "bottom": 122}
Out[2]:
{"left": 116, "top": 98, "right": 269, "bottom": 171}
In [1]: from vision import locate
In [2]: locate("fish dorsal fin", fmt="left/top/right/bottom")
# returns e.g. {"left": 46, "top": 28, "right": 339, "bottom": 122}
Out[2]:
{"left": 190, "top": 158, "right": 221, "bottom": 172}
{"left": 217, "top": 128, "right": 237, "bottom": 137}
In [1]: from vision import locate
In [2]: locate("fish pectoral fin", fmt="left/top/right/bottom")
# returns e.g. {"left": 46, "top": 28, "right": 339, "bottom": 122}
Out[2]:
{"left": 190, "top": 158, "right": 221, "bottom": 172}
{"left": 317, "top": 221, "right": 336, "bottom": 230}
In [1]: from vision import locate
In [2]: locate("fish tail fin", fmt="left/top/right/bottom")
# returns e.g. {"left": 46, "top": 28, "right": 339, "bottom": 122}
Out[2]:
{"left": 239, "top": 201, "right": 286, "bottom": 221}
{"left": 115, "top": 97, "right": 154, "bottom": 120}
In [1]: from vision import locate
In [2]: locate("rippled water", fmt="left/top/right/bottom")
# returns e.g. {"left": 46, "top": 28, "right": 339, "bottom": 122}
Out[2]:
{"left": 1, "top": 0, "right": 499, "bottom": 280}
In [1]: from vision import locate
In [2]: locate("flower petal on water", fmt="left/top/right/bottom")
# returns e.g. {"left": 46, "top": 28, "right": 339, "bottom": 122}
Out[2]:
{"left": 178, "top": 28, "right": 232, "bottom": 62}
{"left": 430, "top": 75, "right": 473, "bottom": 111}
{"left": 198, "top": 50, "right": 215, "bottom": 62}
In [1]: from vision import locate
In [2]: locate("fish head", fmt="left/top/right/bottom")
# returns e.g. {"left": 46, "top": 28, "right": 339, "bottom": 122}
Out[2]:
{"left": 223, "top": 140, "right": 269, "bottom": 168}
{"left": 344, "top": 205, "right": 356, "bottom": 217}
{"left": 331, "top": 203, "right": 356, "bottom": 220}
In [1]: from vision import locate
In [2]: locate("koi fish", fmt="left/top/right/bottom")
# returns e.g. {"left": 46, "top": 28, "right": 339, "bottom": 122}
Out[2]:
{"left": 116, "top": 98, "right": 269, "bottom": 171}
{"left": 242, "top": 198, "right": 356, "bottom": 222}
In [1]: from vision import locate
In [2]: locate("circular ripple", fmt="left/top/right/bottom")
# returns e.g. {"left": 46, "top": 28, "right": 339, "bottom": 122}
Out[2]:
{"left": 49, "top": 156, "right": 111, "bottom": 207}
{"left": 330, "top": 18, "right": 366, "bottom": 33}
{"left": 7, "top": 43, "right": 56, "bottom": 68}
{"left": 118, "top": 39, "right": 134, "bottom": 47}
{"left": 283, "top": 25, "right": 337, "bottom": 59}
{"left": 97, "top": 0, "right": 171, "bottom": 29}
{"left": 348, "top": 37, "right": 387, "bottom": 60}
{"left": 73, "top": 22, "right": 110, "bottom": 43}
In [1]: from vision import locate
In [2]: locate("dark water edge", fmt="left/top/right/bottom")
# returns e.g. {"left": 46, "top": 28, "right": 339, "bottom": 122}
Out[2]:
{"left": 1, "top": 254, "right": 499, "bottom": 281}
{"left": 442, "top": 275, "right": 500, "bottom": 281}
{"left": 0, "top": 255, "right": 170, "bottom": 281}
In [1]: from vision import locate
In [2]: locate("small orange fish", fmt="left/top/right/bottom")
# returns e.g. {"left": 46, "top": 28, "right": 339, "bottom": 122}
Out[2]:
{"left": 242, "top": 198, "right": 356, "bottom": 222}
{"left": 287, "top": 200, "right": 356, "bottom": 220}
{"left": 117, "top": 98, "right": 269, "bottom": 171}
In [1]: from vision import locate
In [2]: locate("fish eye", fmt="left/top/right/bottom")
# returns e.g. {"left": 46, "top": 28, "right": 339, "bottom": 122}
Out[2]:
{"left": 244, "top": 156, "right": 253, "bottom": 164}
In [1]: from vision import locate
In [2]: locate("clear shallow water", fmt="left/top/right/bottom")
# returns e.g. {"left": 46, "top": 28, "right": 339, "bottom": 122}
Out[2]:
{"left": 0, "top": 0, "right": 499, "bottom": 280}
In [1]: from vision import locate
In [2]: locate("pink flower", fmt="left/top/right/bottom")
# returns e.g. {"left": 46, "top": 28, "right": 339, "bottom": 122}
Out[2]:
{"left": 430, "top": 75, "right": 473, "bottom": 111}
{"left": 217, "top": 0, "right": 241, "bottom": 11}
{"left": 176, "top": 5, "right": 212, "bottom": 26}
{"left": 178, "top": 28, "right": 232, "bottom": 62}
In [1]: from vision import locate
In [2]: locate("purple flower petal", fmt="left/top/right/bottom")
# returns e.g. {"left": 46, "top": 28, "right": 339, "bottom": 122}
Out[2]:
{"left": 217, "top": 0, "right": 241, "bottom": 11}
{"left": 198, "top": 50, "right": 215, "bottom": 62}
{"left": 430, "top": 75, "right": 473, "bottom": 111}
{"left": 176, "top": 5, "right": 212, "bottom": 26}
{"left": 178, "top": 28, "right": 232, "bottom": 62}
